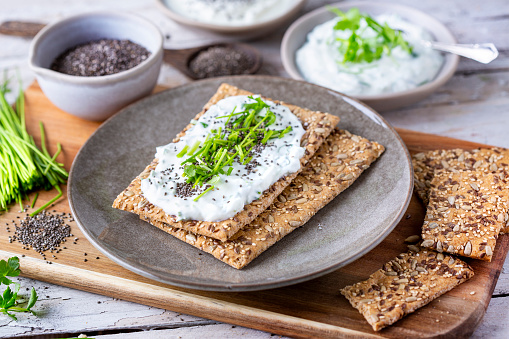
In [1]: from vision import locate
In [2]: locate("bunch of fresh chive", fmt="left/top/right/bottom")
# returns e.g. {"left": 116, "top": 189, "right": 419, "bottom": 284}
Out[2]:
{"left": 0, "top": 77, "right": 68, "bottom": 215}
{"left": 179, "top": 96, "right": 292, "bottom": 201}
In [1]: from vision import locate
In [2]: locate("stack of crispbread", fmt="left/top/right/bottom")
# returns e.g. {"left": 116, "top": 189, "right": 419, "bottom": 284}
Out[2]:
{"left": 413, "top": 148, "right": 509, "bottom": 217}
{"left": 142, "top": 128, "right": 384, "bottom": 268}
{"left": 113, "top": 83, "right": 340, "bottom": 242}
{"left": 342, "top": 147, "right": 509, "bottom": 332}
{"left": 113, "top": 83, "right": 385, "bottom": 269}
{"left": 412, "top": 148, "right": 509, "bottom": 256}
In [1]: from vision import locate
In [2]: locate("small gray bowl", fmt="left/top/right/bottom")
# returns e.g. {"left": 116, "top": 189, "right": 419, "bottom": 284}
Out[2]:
{"left": 29, "top": 12, "right": 163, "bottom": 121}
{"left": 281, "top": 1, "right": 459, "bottom": 112}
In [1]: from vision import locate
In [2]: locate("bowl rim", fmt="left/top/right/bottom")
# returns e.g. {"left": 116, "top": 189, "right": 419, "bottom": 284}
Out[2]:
{"left": 28, "top": 11, "right": 164, "bottom": 85}
{"left": 155, "top": 0, "right": 306, "bottom": 33}
{"left": 281, "top": 0, "right": 459, "bottom": 101}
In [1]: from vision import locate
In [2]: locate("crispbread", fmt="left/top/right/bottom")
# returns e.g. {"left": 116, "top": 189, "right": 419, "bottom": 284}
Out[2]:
{"left": 412, "top": 147, "right": 509, "bottom": 233}
{"left": 421, "top": 170, "right": 509, "bottom": 261}
{"left": 412, "top": 147, "right": 509, "bottom": 204}
{"left": 141, "top": 129, "right": 384, "bottom": 269}
{"left": 341, "top": 249, "right": 474, "bottom": 331}
{"left": 113, "top": 83, "right": 340, "bottom": 242}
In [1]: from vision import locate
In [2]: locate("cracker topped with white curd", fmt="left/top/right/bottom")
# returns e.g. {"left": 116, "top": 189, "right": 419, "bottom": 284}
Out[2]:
{"left": 113, "top": 83, "right": 339, "bottom": 242}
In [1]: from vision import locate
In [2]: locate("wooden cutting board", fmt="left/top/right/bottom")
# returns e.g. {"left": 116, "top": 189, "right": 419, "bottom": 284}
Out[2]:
{"left": 0, "top": 82, "right": 507, "bottom": 338}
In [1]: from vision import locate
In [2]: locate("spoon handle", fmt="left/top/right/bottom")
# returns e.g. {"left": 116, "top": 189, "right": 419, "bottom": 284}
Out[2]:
{"left": 0, "top": 21, "right": 45, "bottom": 37}
{"left": 423, "top": 41, "right": 499, "bottom": 64}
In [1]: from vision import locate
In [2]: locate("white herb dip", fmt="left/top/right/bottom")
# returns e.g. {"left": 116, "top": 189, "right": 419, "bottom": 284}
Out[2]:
{"left": 140, "top": 95, "right": 305, "bottom": 222}
{"left": 295, "top": 14, "right": 444, "bottom": 96}
{"left": 164, "top": 0, "right": 296, "bottom": 26}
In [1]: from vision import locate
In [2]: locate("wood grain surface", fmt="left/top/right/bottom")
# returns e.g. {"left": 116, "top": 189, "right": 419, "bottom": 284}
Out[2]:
{"left": 0, "top": 82, "right": 508, "bottom": 338}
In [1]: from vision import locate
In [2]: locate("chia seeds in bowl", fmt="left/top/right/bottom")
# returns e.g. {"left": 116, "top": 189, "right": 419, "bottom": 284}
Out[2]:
{"left": 51, "top": 39, "right": 151, "bottom": 77}
{"left": 29, "top": 11, "right": 164, "bottom": 120}
{"left": 189, "top": 45, "right": 254, "bottom": 79}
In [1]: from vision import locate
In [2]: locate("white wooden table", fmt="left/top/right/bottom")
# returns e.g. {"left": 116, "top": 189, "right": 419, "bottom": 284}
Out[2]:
{"left": 1, "top": 0, "right": 508, "bottom": 338}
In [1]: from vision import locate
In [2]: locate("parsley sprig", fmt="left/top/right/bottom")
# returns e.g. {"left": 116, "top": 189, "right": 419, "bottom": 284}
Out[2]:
{"left": 329, "top": 7, "right": 413, "bottom": 64}
{"left": 179, "top": 96, "right": 292, "bottom": 201}
{"left": 0, "top": 257, "right": 38, "bottom": 320}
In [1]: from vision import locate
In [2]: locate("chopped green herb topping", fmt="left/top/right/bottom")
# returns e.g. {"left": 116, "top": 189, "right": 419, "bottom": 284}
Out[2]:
{"left": 180, "top": 96, "right": 292, "bottom": 200}
{"left": 329, "top": 7, "right": 413, "bottom": 64}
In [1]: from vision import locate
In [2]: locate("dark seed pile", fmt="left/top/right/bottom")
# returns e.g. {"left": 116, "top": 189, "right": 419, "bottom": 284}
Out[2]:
{"left": 189, "top": 46, "right": 254, "bottom": 79}
{"left": 51, "top": 39, "right": 151, "bottom": 77}
{"left": 175, "top": 182, "right": 210, "bottom": 199}
{"left": 8, "top": 210, "right": 72, "bottom": 259}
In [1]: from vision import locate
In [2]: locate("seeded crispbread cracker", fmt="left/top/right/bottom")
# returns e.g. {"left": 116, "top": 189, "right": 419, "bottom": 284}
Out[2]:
{"left": 113, "top": 83, "right": 340, "bottom": 242}
{"left": 413, "top": 147, "right": 509, "bottom": 233}
{"left": 412, "top": 147, "right": 509, "bottom": 205}
{"left": 341, "top": 249, "right": 474, "bottom": 331}
{"left": 421, "top": 170, "right": 509, "bottom": 261}
{"left": 140, "top": 129, "right": 384, "bottom": 269}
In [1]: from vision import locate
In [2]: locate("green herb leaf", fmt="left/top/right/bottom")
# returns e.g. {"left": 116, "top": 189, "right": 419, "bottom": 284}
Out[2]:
{"left": 207, "top": 175, "right": 220, "bottom": 185}
{"left": 184, "top": 165, "right": 196, "bottom": 178}
{"left": 26, "top": 288, "right": 38, "bottom": 311}
{"left": 0, "top": 257, "right": 20, "bottom": 286}
{"left": 193, "top": 185, "right": 215, "bottom": 202}
{"left": 176, "top": 145, "right": 189, "bottom": 158}
{"left": 0, "top": 71, "right": 11, "bottom": 95}
{"left": 243, "top": 96, "right": 269, "bottom": 112}
{"left": 330, "top": 7, "right": 413, "bottom": 64}
{"left": 0, "top": 257, "right": 38, "bottom": 320}
{"left": 332, "top": 7, "right": 361, "bottom": 31}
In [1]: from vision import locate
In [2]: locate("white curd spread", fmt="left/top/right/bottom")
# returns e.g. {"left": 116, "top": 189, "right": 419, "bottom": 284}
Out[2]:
{"left": 295, "top": 14, "right": 444, "bottom": 96}
{"left": 164, "top": 0, "right": 297, "bottom": 26}
{"left": 140, "top": 95, "right": 305, "bottom": 222}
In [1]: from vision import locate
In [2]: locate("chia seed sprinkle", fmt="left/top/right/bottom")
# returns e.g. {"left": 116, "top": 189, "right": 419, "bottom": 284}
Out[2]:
{"left": 189, "top": 45, "right": 254, "bottom": 79}
{"left": 175, "top": 182, "right": 210, "bottom": 198}
{"left": 51, "top": 39, "right": 151, "bottom": 77}
{"left": 10, "top": 210, "right": 72, "bottom": 257}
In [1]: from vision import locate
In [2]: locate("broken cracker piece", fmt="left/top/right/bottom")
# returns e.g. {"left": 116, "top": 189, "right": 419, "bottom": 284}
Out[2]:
{"left": 421, "top": 170, "right": 509, "bottom": 261}
{"left": 142, "top": 129, "right": 384, "bottom": 269}
{"left": 341, "top": 249, "right": 474, "bottom": 331}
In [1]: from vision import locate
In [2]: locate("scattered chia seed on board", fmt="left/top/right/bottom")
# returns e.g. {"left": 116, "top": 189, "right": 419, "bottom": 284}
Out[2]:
{"left": 51, "top": 39, "right": 151, "bottom": 77}
{"left": 189, "top": 46, "right": 254, "bottom": 79}
{"left": 7, "top": 210, "right": 73, "bottom": 260}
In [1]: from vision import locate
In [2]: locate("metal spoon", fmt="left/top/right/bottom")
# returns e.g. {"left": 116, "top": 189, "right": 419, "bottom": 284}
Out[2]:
{"left": 422, "top": 41, "right": 499, "bottom": 64}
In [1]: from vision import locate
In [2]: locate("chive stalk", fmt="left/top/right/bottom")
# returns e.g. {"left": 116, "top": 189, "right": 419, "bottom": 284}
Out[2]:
{"left": 182, "top": 96, "right": 293, "bottom": 201}
{"left": 30, "top": 193, "right": 38, "bottom": 208}
{"left": 0, "top": 77, "right": 68, "bottom": 213}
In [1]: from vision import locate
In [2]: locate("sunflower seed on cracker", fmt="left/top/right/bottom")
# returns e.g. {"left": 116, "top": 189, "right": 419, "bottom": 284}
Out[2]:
{"left": 421, "top": 170, "right": 509, "bottom": 261}
{"left": 341, "top": 249, "right": 474, "bottom": 331}
{"left": 412, "top": 148, "right": 509, "bottom": 205}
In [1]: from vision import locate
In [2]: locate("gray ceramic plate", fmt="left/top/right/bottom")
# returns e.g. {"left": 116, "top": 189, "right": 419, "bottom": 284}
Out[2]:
{"left": 68, "top": 76, "right": 412, "bottom": 292}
